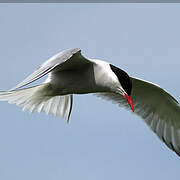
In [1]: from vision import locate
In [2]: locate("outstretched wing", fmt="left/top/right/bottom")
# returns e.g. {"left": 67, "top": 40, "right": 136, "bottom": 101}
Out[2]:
{"left": 10, "top": 48, "right": 91, "bottom": 90}
{"left": 95, "top": 77, "right": 180, "bottom": 156}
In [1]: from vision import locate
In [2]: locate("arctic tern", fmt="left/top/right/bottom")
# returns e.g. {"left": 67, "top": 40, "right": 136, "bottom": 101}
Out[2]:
{"left": 0, "top": 48, "right": 180, "bottom": 157}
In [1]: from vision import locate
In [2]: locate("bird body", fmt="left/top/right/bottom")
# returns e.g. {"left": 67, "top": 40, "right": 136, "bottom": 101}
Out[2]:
{"left": 47, "top": 59, "right": 119, "bottom": 95}
{"left": 1, "top": 48, "right": 180, "bottom": 157}
{"left": 0, "top": 48, "right": 130, "bottom": 122}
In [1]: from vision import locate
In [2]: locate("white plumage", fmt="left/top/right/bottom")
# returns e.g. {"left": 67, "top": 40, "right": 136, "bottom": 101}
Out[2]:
{"left": 1, "top": 48, "right": 180, "bottom": 157}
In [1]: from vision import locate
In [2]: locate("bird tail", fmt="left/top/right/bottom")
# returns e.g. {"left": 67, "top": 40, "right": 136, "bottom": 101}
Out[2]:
{"left": 0, "top": 83, "right": 73, "bottom": 122}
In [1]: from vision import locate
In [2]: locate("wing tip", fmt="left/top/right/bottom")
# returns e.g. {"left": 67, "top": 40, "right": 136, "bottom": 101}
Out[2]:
{"left": 71, "top": 48, "right": 81, "bottom": 54}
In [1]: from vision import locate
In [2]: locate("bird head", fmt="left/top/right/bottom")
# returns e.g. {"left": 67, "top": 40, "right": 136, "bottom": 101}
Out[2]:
{"left": 110, "top": 64, "right": 134, "bottom": 112}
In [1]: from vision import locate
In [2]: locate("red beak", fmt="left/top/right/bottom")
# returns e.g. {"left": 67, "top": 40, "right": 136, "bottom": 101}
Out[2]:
{"left": 124, "top": 94, "right": 134, "bottom": 112}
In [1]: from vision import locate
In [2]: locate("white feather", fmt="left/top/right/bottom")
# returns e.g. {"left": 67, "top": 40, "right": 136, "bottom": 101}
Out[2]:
{"left": 0, "top": 84, "right": 73, "bottom": 122}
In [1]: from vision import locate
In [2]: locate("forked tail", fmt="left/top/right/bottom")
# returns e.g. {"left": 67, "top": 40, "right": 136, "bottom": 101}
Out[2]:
{"left": 0, "top": 83, "right": 73, "bottom": 122}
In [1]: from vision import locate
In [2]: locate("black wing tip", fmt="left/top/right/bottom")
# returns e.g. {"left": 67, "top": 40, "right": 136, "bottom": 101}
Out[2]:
{"left": 161, "top": 135, "right": 180, "bottom": 158}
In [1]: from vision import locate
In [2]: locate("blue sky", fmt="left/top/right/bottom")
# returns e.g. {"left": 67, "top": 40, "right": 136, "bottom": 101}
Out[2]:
{"left": 0, "top": 4, "right": 180, "bottom": 180}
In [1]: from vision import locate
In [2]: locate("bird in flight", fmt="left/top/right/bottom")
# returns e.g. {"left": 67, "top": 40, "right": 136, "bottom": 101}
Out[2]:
{"left": 0, "top": 48, "right": 180, "bottom": 157}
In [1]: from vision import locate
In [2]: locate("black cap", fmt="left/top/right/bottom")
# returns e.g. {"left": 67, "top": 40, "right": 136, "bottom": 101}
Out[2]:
{"left": 110, "top": 64, "right": 132, "bottom": 96}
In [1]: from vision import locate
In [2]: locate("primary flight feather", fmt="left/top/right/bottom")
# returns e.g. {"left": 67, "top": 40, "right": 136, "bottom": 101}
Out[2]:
{"left": 0, "top": 48, "right": 180, "bottom": 157}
